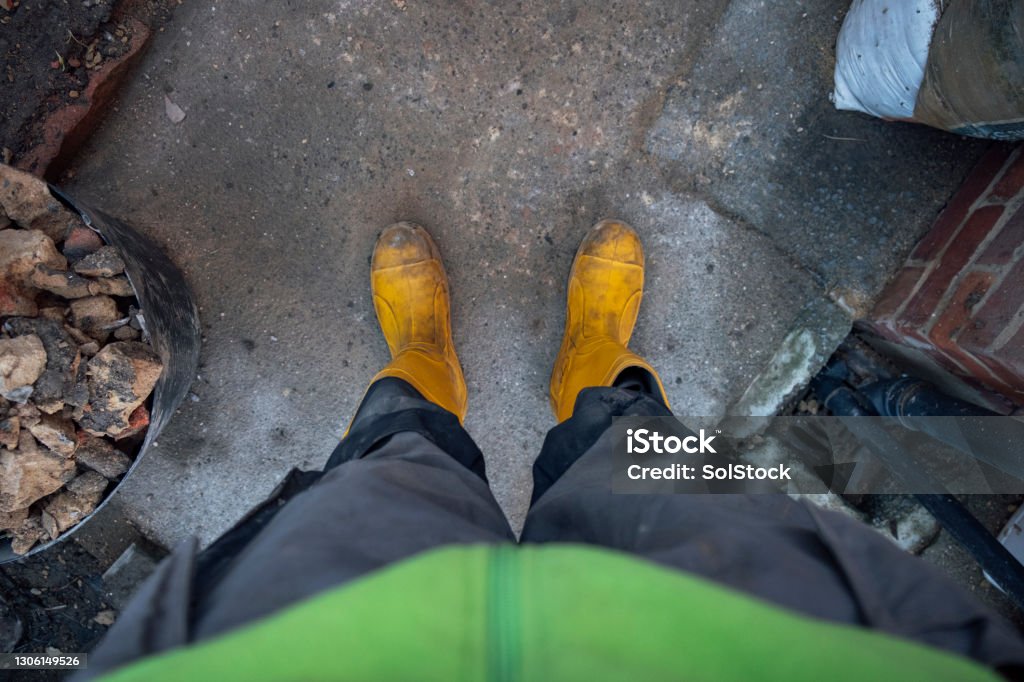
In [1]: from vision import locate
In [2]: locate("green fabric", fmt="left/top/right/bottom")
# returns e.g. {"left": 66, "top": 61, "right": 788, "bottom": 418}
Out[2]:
{"left": 101, "top": 544, "right": 999, "bottom": 682}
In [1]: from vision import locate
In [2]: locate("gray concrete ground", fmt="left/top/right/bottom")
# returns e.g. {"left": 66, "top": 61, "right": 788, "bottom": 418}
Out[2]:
{"left": 66, "top": 0, "right": 986, "bottom": 543}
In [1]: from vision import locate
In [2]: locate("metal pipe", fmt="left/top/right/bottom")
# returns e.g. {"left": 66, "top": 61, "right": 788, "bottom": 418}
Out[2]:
{"left": 810, "top": 374, "right": 1024, "bottom": 610}
{"left": 860, "top": 377, "right": 1024, "bottom": 481}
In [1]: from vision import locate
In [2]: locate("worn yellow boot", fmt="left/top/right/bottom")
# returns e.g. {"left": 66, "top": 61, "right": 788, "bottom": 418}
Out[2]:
{"left": 365, "top": 222, "right": 467, "bottom": 422}
{"left": 549, "top": 219, "right": 669, "bottom": 422}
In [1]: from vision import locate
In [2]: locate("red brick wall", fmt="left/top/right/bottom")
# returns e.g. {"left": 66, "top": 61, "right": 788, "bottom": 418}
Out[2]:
{"left": 860, "top": 144, "right": 1024, "bottom": 407}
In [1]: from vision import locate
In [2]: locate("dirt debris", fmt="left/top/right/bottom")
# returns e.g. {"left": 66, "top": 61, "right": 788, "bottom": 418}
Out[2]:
{"left": 0, "top": 165, "right": 162, "bottom": 555}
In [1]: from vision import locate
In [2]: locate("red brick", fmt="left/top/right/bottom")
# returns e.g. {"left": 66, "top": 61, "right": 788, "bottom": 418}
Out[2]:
{"left": 911, "top": 145, "right": 1014, "bottom": 261}
{"left": 959, "top": 258, "right": 1024, "bottom": 352}
{"left": 14, "top": 19, "right": 151, "bottom": 179}
{"left": 979, "top": 354, "right": 1024, "bottom": 396}
{"left": 927, "top": 271, "right": 996, "bottom": 344}
{"left": 62, "top": 225, "right": 105, "bottom": 262}
{"left": 869, "top": 266, "right": 927, "bottom": 321}
{"left": 114, "top": 404, "right": 150, "bottom": 441}
{"left": 977, "top": 204, "right": 1024, "bottom": 266}
{"left": 902, "top": 205, "right": 1004, "bottom": 327}
{"left": 984, "top": 325, "right": 1024, "bottom": 392}
{"left": 991, "top": 150, "right": 1024, "bottom": 202}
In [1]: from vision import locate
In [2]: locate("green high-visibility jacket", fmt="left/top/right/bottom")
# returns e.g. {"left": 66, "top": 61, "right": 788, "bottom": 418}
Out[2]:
{"left": 101, "top": 544, "right": 999, "bottom": 681}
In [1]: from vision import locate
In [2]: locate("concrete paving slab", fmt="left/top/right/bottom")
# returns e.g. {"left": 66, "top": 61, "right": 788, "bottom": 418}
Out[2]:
{"left": 647, "top": 0, "right": 989, "bottom": 306}
{"left": 64, "top": 0, "right": 984, "bottom": 544}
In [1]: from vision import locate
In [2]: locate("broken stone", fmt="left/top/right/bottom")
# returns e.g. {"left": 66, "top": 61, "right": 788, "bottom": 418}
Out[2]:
{"left": 27, "top": 414, "right": 77, "bottom": 456}
{"left": 4, "top": 318, "right": 83, "bottom": 414}
{"left": 10, "top": 516, "right": 45, "bottom": 555}
{"left": 93, "top": 610, "right": 116, "bottom": 626}
{"left": 0, "top": 506, "right": 27, "bottom": 533}
{"left": 27, "top": 370, "right": 63, "bottom": 414}
{"left": 0, "top": 165, "right": 81, "bottom": 242}
{"left": 79, "top": 342, "right": 162, "bottom": 438}
{"left": 40, "top": 510, "right": 58, "bottom": 540}
{"left": 29, "top": 264, "right": 93, "bottom": 298}
{"left": 0, "top": 334, "right": 46, "bottom": 402}
{"left": 0, "top": 228, "right": 66, "bottom": 317}
{"left": 42, "top": 488, "right": 101, "bottom": 536}
{"left": 0, "top": 229, "right": 67, "bottom": 284}
{"left": 0, "top": 416, "right": 18, "bottom": 449}
{"left": 69, "top": 295, "right": 119, "bottom": 340}
{"left": 74, "top": 432, "right": 131, "bottom": 479}
{"left": 67, "top": 470, "right": 108, "bottom": 502}
{"left": 77, "top": 341, "right": 99, "bottom": 357}
{"left": 0, "top": 432, "right": 75, "bottom": 512}
{"left": 62, "top": 225, "right": 104, "bottom": 262}
{"left": 1, "top": 319, "right": 76, "bottom": 373}
{"left": 88, "top": 276, "right": 134, "bottom": 298}
{"left": 73, "top": 246, "right": 124, "bottom": 278}
{"left": 113, "top": 325, "right": 139, "bottom": 341}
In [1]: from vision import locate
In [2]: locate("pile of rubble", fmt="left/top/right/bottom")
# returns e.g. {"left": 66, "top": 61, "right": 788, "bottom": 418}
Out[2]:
{"left": 0, "top": 166, "right": 162, "bottom": 555}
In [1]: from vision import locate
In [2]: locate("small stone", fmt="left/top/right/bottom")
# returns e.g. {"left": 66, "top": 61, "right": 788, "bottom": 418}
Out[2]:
{"left": 80, "top": 343, "right": 162, "bottom": 438}
{"left": 68, "top": 58, "right": 81, "bottom": 68}
{"left": 27, "top": 414, "right": 77, "bottom": 456}
{"left": 69, "top": 295, "right": 119, "bottom": 340}
{"left": 29, "top": 264, "right": 93, "bottom": 298}
{"left": 78, "top": 341, "right": 99, "bottom": 357}
{"left": 0, "top": 334, "right": 47, "bottom": 401}
{"left": 62, "top": 226, "right": 104, "bottom": 262}
{"left": 66, "top": 470, "right": 107, "bottom": 502}
{"left": 113, "top": 325, "right": 139, "bottom": 341}
{"left": 68, "top": 90, "right": 80, "bottom": 99}
{"left": 42, "top": 488, "right": 101, "bottom": 535}
{"left": 4, "top": 317, "right": 80, "bottom": 375}
{"left": 0, "top": 432, "right": 75, "bottom": 512}
{"left": 74, "top": 432, "right": 131, "bottom": 478}
{"left": 0, "top": 416, "right": 18, "bottom": 449}
{"left": 40, "top": 510, "right": 58, "bottom": 540}
{"left": 31, "top": 370, "right": 65, "bottom": 414}
{"left": 0, "top": 167, "right": 80, "bottom": 242}
{"left": 93, "top": 610, "right": 116, "bottom": 626}
{"left": 73, "top": 246, "right": 124, "bottom": 278}
{"left": 10, "top": 516, "right": 45, "bottom": 555}
{"left": 87, "top": 276, "right": 133, "bottom": 297}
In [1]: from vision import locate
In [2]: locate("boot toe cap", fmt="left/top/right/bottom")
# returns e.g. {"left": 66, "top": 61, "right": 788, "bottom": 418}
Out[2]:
{"left": 373, "top": 222, "right": 441, "bottom": 269}
{"left": 579, "top": 220, "right": 643, "bottom": 265}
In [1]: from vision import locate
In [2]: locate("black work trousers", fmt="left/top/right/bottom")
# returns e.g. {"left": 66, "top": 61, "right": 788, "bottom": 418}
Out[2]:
{"left": 83, "top": 378, "right": 1024, "bottom": 679}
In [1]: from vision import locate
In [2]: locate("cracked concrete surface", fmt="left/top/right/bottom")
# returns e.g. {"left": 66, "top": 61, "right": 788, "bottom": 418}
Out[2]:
{"left": 64, "top": 0, "right": 986, "bottom": 543}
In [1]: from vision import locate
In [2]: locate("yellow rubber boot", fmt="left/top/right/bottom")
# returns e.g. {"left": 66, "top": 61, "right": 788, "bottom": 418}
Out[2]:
{"left": 549, "top": 219, "right": 669, "bottom": 422}
{"left": 365, "top": 222, "right": 467, "bottom": 422}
